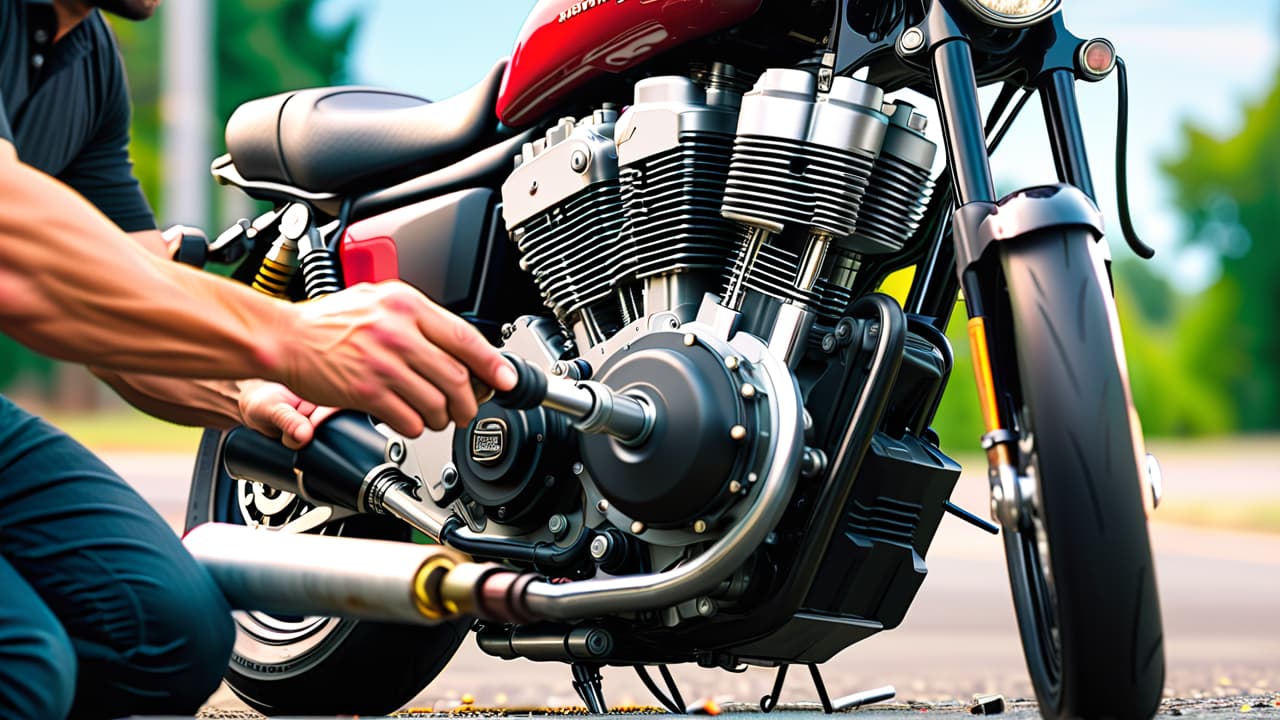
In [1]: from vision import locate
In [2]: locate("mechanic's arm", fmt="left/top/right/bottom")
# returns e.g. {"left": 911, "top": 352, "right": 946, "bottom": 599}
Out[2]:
{"left": 0, "top": 142, "right": 515, "bottom": 437}
{"left": 91, "top": 230, "right": 325, "bottom": 444}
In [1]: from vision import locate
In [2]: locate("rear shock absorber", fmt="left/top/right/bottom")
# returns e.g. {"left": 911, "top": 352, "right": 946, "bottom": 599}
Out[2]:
{"left": 251, "top": 203, "right": 343, "bottom": 299}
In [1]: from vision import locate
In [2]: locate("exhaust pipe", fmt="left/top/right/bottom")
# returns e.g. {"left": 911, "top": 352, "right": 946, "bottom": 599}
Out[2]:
{"left": 184, "top": 522, "right": 530, "bottom": 624}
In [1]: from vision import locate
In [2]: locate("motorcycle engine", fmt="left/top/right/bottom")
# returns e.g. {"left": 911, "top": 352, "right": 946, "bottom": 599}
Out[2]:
{"left": 416, "top": 66, "right": 936, "bottom": 619}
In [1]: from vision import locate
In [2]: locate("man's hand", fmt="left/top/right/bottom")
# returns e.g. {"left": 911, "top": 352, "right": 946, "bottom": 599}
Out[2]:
{"left": 239, "top": 380, "right": 338, "bottom": 450}
{"left": 279, "top": 281, "right": 517, "bottom": 438}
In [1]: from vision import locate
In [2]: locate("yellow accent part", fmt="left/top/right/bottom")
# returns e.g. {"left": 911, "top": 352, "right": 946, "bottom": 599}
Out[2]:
{"left": 411, "top": 555, "right": 459, "bottom": 621}
{"left": 876, "top": 265, "right": 916, "bottom": 304}
{"left": 968, "top": 316, "right": 1002, "bottom": 434}
{"left": 251, "top": 257, "right": 296, "bottom": 298}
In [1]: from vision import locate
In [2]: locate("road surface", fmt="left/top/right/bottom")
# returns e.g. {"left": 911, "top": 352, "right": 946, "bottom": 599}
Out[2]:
{"left": 99, "top": 439, "right": 1280, "bottom": 714}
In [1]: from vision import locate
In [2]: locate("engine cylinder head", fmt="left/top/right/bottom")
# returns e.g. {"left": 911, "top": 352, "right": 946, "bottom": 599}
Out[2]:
{"left": 721, "top": 70, "right": 887, "bottom": 235}
{"left": 502, "top": 110, "right": 626, "bottom": 323}
{"left": 844, "top": 102, "right": 937, "bottom": 254}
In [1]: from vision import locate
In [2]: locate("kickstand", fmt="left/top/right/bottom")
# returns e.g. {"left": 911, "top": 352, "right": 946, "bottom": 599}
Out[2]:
{"left": 807, "top": 664, "right": 835, "bottom": 714}
{"left": 571, "top": 662, "right": 608, "bottom": 714}
{"left": 759, "top": 664, "right": 789, "bottom": 713}
{"left": 761, "top": 663, "right": 894, "bottom": 714}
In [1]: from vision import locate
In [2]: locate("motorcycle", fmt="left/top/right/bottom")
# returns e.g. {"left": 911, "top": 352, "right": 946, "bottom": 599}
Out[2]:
{"left": 184, "top": 0, "right": 1166, "bottom": 717}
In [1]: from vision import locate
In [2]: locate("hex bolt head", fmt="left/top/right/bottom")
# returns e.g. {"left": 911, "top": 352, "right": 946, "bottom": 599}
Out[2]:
{"left": 550, "top": 361, "right": 568, "bottom": 376}
{"left": 496, "top": 506, "right": 508, "bottom": 520}
{"left": 572, "top": 462, "right": 585, "bottom": 476}
{"left": 548, "top": 513, "right": 569, "bottom": 539}
{"left": 740, "top": 384, "right": 757, "bottom": 400}
{"left": 570, "top": 149, "right": 590, "bottom": 173}
{"left": 729, "top": 425, "right": 748, "bottom": 442}
{"left": 724, "top": 355, "right": 740, "bottom": 371}
{"left": 589, "top": 534, "right": 610, "bottom": 560}
{"left": 596, "top": 498, "right": 610, "bottom": 513}
{"left": 693, "top": 519, "right": 708, "bottom": 534}
{"left": 729, "top": 480, "right": 743, "bottom": 494}
{"left": 821, "top": 333, "right": 838, "bottom": 354}
{"left": 682, "top": 333, "right": 696, "bottom": 347}
{"left": 387, "top": 440, "right": 406, "bottom": 463}
{"left": 630, "top": 520, "right": 646, "bottom": 534}
{"left": 500, "top": 323, "right": 516, "bottom": 339}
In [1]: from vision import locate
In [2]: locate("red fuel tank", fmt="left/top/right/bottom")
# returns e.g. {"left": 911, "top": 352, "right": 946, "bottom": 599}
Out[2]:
{"left": 496, "top": 0, "right": 762, "bottom": 127}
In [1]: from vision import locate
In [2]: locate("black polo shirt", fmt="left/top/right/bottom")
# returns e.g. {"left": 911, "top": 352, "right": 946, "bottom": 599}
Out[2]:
{"left": 0, "top": 0, "right": 155, "bottom": 232}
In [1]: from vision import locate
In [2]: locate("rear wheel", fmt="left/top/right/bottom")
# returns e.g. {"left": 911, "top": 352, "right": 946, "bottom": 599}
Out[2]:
{"left": 998, "top": 229, "right": 1164, "bottom": 719}
{"left": 186, "top": 428, "right": 469, "bottom": 716}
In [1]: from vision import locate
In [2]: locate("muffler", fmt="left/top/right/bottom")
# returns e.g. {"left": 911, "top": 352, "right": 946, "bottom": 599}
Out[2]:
{"left": 184, "top": 522, "right": 534, "bottom": 624}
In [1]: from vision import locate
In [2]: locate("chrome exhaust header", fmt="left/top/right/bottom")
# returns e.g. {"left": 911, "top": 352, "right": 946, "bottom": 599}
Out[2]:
{"left": 184, "top": 523, "right": 512, "bottom": 624}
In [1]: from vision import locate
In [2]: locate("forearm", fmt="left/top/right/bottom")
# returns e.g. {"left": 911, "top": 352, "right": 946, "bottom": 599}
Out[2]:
{"left": 91, "top": 369, "right": 247, "bottom": 429}
{"left": 0, "top": 149, "right": 293, "bottom": 380}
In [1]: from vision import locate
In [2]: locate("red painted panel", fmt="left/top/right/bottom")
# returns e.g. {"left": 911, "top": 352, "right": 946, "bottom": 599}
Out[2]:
{"left": 497, "top": 0, "right": 762, "bottom": 127}
{"left": 339, "top": 227, "right": 400, "bottom": 286}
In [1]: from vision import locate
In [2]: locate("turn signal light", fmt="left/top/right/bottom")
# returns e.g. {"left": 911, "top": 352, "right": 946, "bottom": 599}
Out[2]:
{"left": 1078, "top": 38, "right": 1116, "bottom": 80}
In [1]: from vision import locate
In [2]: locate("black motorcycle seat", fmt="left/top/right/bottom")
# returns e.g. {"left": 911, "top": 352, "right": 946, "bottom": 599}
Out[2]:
{"left": 224, "top": 59, "right": 507, "bottom": 194}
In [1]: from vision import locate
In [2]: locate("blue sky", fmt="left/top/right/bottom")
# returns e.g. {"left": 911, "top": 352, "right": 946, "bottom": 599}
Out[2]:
{"left": 316, "top": 1, "right": 1279, "bottom": 292}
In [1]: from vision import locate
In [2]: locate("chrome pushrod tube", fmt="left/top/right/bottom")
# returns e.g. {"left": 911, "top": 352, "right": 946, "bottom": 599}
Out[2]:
{"left": 520, "top": 333, "right": 803, "bottom": 620}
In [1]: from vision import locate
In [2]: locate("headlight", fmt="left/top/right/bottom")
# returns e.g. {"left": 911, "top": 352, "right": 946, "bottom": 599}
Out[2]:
{"left": 958, "top": 0, "right": 1062, "bottom": 28}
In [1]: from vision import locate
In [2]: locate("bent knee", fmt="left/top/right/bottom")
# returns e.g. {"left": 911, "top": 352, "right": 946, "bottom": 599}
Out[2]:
{"left": 0, "top": 623, "right": 77, "bottom": 720}
{"left": 156, "top": 586, "right": 236, "bottom": 712}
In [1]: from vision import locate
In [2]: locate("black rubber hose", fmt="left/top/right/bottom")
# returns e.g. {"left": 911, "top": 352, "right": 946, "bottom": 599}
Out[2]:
{"left": 439, "top": 515, "right": 593, "bottom": 574}
{"left": 1115, "top": 57, "right": 1157, "bottom": 259}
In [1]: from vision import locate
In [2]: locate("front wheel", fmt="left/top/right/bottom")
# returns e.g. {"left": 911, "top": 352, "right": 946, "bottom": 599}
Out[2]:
{"left": 186, "top": 428, "right": 469, "bottom": 716}
{"left": 997, "top": 229, "right": 1164, "bottom": 719}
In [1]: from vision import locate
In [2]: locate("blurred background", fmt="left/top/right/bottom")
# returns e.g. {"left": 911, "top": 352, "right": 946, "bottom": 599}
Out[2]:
{"left": 4, "top": 0, "right": 1278, "bottom": 707}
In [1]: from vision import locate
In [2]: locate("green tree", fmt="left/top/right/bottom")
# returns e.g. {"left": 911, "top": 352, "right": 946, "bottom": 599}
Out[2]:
{"left": 1163, "top": 69, "right": 1280, "bottom": 431}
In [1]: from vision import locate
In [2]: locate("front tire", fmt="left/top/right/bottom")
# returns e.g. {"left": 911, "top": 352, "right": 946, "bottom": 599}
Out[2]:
{"left": 999, "top": 229, "right": 1164, "bottom": 719}
{"left": 186, "top": 428, "right": 468, "bottom": 716}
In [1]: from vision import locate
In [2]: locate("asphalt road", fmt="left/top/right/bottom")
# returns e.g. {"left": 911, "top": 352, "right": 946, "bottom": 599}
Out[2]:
{"left": 99, "top": 439, "right": 1280, "bottom": 716}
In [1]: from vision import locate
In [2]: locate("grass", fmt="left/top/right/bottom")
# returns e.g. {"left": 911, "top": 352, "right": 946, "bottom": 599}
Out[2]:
{"left": 43, "top": 407, "right": 203, "bottom": 453}
{"left": 1152, "top": 500, "right": 1280, "bottom": 535}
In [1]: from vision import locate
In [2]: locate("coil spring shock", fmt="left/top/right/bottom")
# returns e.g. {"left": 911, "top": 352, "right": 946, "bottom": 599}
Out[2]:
{"left": 300, "top": 247, "right": 343, "bottom": 298}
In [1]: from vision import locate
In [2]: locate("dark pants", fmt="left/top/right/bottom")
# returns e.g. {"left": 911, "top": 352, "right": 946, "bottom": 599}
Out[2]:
{"left": 0, "top": 395, "right": 234, "bottom": 719}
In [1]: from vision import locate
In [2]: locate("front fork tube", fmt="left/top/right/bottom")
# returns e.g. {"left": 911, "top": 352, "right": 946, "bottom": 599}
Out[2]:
{"left": 932, "top": 39, "right": 1024, "bottom": 520}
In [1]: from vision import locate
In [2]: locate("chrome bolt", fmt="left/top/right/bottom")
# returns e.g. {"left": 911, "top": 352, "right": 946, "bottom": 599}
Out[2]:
{"left": 801, "top": 447, "right": 828, "bottom": 478}
{"left": 572, "top": 462, "right": 585, "bottom": 476}
{"left": 589, "top": 534, "right": 610, "bottom": 560}
{"left": 693, "top": 519, "right": 708, "bottom": 534}
{"left": 570, "top": 149, "right": 589, "bottom": 173}
{"left": 729, "top": 425, "right": 748, "bottom": 442}
{"left": 725, "top": 355, "right": 740, "bottom": 370}
{"left": 908, "top": 112, "right": 928, "bottom": 133}
{"left": 500, "top": 323, "right": 516, "bottom": 340}
{"left": 550, "top": 361, "right": 568, "bottom": 377}
{"left": 683, "top": 333, "right": 696, "bottom": 347}
{"left": 548, "top": 513, "right": 569, "bottom": 539}
{"left": 900, "top": 27, "right": 925, "bottom": 53}
{"left": 387, "top": 440, "right": 406, "bottom": 463}
{"left": 740, "top": 383, "right": 757, "bottom": 400}
{"left": 440, "top": 463, "right": 459, "bottom": 489}
{"left": 747, "top": 472, "right": 759, "bottom": 484}
{"left": 630, "top": 520, "right": 646, "bottom": 534}
{"left": 596, "top": 499, "right": 610, "bottom": 513}
{"left": 728, "top": 480, "right": 743, "bottom": 494}
{"left": 695, "top": 597, "right": 717, "bottom": 617}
